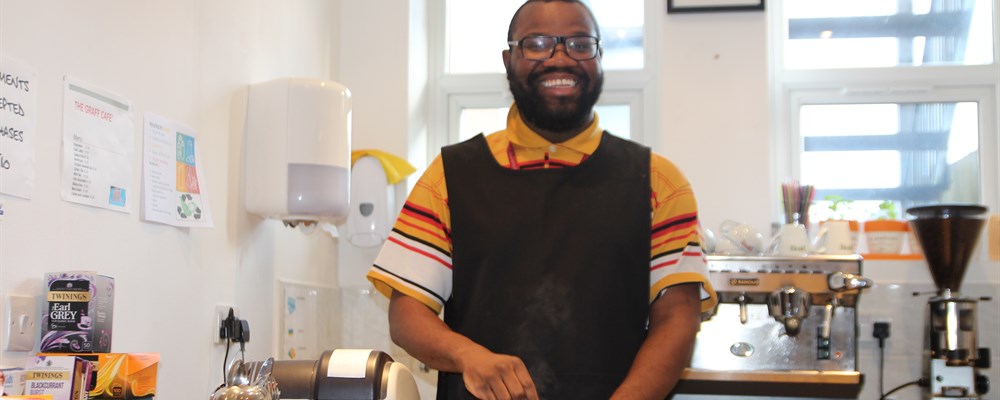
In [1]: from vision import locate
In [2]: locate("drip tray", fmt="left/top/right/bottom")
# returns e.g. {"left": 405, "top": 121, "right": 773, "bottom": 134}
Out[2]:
{"left": 674, "top": 369, "right": 864, "bottom": 398}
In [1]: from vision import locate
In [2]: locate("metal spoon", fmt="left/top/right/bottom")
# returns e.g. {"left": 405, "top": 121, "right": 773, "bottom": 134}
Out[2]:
{"left": 226, "top": 358, "right": 243, "bottom": 386}
{"left": 254, "top": 357, "right": 274, "bottom": 386}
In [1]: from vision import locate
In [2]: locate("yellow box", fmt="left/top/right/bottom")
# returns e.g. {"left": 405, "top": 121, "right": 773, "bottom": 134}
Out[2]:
{"left": 39, "top": 354, "right": 158, "bottom": 399}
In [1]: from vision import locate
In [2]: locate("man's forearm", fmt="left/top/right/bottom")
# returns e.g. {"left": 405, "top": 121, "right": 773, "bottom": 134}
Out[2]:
{"left": 388, "top": 290, "right": 482, "bottom": 373}
{"left": 388, "top": 290, "right": 540, "bottom": 399}
{"left": 612, "top": 283, "right": 702, "bottom": 399}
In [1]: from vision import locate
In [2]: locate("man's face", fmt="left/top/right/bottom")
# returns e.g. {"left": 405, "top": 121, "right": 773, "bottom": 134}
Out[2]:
{"left": 503, "top": 2, "right": 603, "bottom": 135}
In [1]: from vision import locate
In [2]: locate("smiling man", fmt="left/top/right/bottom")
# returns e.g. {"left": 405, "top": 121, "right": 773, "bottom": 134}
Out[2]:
{"left": 366, "top": 1, "right": 716, "bottom": 399}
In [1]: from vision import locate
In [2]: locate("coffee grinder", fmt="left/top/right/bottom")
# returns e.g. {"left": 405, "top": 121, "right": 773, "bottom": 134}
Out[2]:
{"left": 907, "top": 204, "right": 991, "bottom": 399}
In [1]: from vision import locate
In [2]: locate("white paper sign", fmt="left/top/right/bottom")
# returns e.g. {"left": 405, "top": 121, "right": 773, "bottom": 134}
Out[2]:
{"left": 61, "top": 77, "right": 134, "bottom": 212}
{"left": 327, "top": 349, "right": 372, "bottom": 378}
{"left": 0, "top": 54, "right": 38, "bottom": 199}
{"left": 141, "top": 113, "right": 214, "bottom": 227}
{"left": 282, "top": 284, "right": 321, "bottom": 360}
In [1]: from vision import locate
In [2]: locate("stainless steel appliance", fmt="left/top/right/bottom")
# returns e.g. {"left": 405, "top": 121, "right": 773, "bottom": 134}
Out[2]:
{"left": 908, "top": 205, "right": 991, "bottom": 400}
{"left": 675, "top": 255, "right": 871, "bottom": 398}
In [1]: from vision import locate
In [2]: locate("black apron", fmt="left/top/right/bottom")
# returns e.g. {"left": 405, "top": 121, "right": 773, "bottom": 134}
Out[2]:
{"left": 439, "top": 133, "right": 651, "bottom": 399}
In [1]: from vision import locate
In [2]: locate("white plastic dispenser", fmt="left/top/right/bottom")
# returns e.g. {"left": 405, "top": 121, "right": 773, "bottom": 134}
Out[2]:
{"left": 346, "top": 156, "right": 395, "bottom": 247}
{"left": 245, "top": 78, "right": 352, "bottom": 225}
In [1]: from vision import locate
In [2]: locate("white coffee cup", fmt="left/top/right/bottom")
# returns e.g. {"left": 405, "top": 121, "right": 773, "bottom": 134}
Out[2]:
{"left": 768, "top": 223, "right": 811, "bottom": 256}
{"left": 813, "top": 220, "right": 856, "bottom": 255}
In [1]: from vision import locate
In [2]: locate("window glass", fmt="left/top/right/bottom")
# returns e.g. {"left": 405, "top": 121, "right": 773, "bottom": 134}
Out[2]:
{"left": 783, "top": 0, "right": 995, "bottom": 69}
{"left": 800, "top": 102, "right": 981, "bottom": 221}
{"left": 446, "top": 0, "right": 645, "bottom": 74}
{"left": 459, "top": 107, "right": 508, "bottom": 142}
{"left": 594, "top": 104, "right": 631, "bottom": 139}
{"left": 458, "top": 104, "right": 632, "bottom": 143}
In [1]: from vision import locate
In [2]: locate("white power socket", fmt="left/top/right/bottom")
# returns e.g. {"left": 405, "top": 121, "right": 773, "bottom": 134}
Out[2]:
{"left": 214, "top": 305, "right": 239, "bottom": 344}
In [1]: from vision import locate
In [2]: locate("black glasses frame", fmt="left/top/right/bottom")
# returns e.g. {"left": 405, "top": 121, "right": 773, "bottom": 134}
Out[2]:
{"left": 507, "top": 35, "right": 601, "bottom": 61}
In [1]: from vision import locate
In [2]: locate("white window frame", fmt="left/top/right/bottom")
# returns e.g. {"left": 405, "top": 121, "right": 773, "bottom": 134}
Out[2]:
{"left": 427, "top": 0, "right": 662, "bottom": 162}
{"left": 768, "top": 0, "right": 1000, "bottom": 219}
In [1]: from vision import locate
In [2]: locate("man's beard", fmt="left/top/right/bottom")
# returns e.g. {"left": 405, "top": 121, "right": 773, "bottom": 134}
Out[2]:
{"left": 508, "top": 68, "right": 603, "bottom": 135}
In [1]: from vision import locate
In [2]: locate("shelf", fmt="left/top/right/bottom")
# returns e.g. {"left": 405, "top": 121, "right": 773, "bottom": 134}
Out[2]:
{"left": 861, "top": 253, "right": 924, "bottom": 260}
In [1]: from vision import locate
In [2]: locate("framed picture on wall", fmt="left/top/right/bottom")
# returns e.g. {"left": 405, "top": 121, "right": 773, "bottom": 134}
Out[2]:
{"left": 667, "top": 0, "right": 765, "bottom": 13}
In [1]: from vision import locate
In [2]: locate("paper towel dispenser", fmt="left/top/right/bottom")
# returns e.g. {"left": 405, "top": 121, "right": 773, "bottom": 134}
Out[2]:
{"left": 245, "top": 78, "right": 352, "bottom": 226}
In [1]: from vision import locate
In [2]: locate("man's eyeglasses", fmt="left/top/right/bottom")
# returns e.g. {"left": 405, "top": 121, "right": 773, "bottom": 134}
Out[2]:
{"left": 507, "top": 35, "right": 601, "bottom": 61}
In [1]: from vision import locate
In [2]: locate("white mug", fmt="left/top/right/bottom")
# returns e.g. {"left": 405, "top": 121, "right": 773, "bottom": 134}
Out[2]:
{"left": 813, "top": 220, "right": 856, "bottom": 255}
{"left": 768, "top": 223, "right": 811, "bottom": 256}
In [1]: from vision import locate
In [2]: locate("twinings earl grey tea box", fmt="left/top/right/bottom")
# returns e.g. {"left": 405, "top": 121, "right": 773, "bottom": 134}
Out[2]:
{"left": 41, "top": 272, "right": 115, "bottom": 353}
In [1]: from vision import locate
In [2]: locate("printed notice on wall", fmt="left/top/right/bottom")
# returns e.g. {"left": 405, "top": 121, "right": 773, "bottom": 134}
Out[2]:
{"left": 61, "top": 77, "right": 134, "bottom": 212}
{"left": 0, "top": 54, "right": 38, "bottom": 199}
{"left": 280, "top": 281, "right": 337, "bottom": 361}
{"left": 141, "top": 113, "right": 214, "bottom": 227}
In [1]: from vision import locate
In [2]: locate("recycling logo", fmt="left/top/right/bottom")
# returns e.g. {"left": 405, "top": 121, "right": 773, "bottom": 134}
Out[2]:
{"left": 177, "top": 194, "right": 203, "bottom": 219}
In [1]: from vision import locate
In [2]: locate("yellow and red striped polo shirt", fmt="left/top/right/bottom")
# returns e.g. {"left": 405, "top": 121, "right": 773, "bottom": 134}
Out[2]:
{"left": 367, "top": 105, "right": 717, "bottom": 314}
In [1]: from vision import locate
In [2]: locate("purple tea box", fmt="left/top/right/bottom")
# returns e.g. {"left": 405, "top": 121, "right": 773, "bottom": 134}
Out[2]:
{"left": 41, "top": 272, "right": 115, "bottom": 353}
{"left": 23, "top": 355, "right": 93, "bottom": 400}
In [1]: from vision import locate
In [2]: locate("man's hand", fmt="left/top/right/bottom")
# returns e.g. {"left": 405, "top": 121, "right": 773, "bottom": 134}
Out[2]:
{"left": 388, "top": 290, "right": 539, "bottom": 400}
{"left": 456, "top": 345, "right": 537, "bottom": 400}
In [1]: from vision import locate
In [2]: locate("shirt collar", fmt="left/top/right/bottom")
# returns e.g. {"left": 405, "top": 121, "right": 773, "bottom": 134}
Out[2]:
{"left": 506, "top": 104, "right": 603, "bottom": 155}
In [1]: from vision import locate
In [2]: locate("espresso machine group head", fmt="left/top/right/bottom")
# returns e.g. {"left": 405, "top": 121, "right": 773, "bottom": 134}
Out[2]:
{"left": 907, "top": 204, "right": 991, "bottom": 399}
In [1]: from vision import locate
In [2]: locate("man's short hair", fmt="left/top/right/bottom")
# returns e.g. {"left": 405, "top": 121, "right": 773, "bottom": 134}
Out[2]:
{"left": 506, "top": 0, "right": 601, "bottom": 42}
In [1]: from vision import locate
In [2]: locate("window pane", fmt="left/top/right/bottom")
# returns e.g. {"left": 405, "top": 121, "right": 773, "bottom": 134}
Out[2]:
{"left": 784, "top": 0, "right": 995, "bottom": 69}
{"left": 594, "top": 104, "right": 631, "bottom": 140}
{"left": 589, "top": 1, "right": 645, "bottom": 71}
{"left": 446, "top": 1, "right": 521, "bottom": 74}
{"left": 459, "top": 107, "right": 508, "bottom": 142}
{"left": 799, "top": 102, "right": 981, "bottom": 217}
{"left": 458, "top": 104, "right": 631, "bottom": 143}
{"left": 446, "top": 0, "right": 644, "bottom": 74}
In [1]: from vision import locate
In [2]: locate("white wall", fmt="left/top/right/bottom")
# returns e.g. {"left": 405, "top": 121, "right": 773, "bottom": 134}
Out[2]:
{"left": 658, "top": 11, "right": 772, "bottom": 235}
{"left": 0, "top": 1, "right": 341, "bottom": 398}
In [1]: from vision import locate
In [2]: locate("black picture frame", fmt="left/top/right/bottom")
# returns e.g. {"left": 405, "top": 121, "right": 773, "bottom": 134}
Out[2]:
{"left": 667, "top": 0, "right": 765, "bottom": 13}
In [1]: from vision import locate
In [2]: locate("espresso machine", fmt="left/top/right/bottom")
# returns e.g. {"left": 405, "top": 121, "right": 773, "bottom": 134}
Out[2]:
{"left": 675, "top": 255, "right": 871, "bottom": 398}
{"left": 908, "top": 204, "right": 991, "bottom": 399}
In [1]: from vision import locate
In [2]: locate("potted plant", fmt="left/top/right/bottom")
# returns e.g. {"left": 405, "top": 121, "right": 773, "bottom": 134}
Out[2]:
{"left": 863, "top": 200, "right": 908, "bottom": 254}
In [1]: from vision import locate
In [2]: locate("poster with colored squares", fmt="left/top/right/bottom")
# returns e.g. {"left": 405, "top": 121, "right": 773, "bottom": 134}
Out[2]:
{"left": 141, "top": 113, "right": 214, "bottom": 227}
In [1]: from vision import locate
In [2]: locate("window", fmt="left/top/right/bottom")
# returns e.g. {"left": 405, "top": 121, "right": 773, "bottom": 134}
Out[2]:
{"left": 784, "top": 0, "right": 994, "bottom": 69}
{"left": 772, "top": 0, "right": 999, "bottom": 222}
{"left": 430, "top": 0, "right": 657, "bottom": 159}
{"left": 445, "top": 0, "right": 646, "bottom": 74}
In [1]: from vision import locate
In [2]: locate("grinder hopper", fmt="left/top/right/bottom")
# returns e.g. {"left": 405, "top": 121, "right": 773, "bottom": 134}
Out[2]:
{"left": 906, "top": 204, "right": 988, "bottom": 294}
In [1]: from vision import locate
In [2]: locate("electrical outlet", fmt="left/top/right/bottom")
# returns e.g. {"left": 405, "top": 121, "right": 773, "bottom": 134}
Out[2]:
{"left": 214, "top": 305, "right": 239, "bottom": 344}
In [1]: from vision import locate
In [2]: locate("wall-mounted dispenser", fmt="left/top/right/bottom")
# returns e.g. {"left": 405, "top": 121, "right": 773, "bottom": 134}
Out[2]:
{"left": 245, "top": 78, "right": 351, "bottom": 226}
{"left": 346, "top": 156, "right": 395, "bottom": 247}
